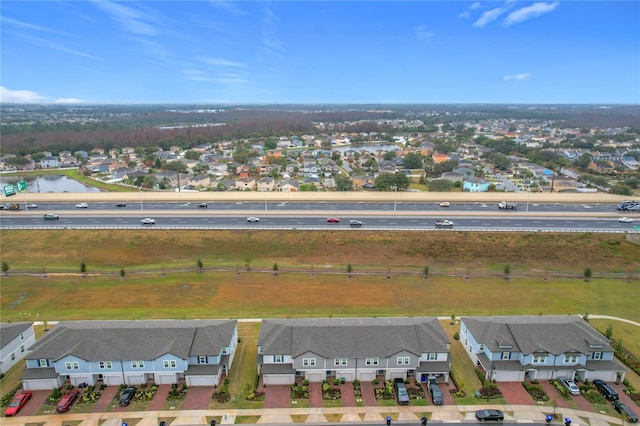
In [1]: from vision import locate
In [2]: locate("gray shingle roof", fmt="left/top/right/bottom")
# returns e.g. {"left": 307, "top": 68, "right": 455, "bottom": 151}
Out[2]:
{"left": 27, "top": 320, "right": 236, "bottom": 362}
{"left": 462, "top": 316, "right": 611, "bottom": 355}
{"left": 258, "top": 317, "right": 449, "bottom": 358}
{"left": 0, "top": 322, "right": 32, "bottom": 348}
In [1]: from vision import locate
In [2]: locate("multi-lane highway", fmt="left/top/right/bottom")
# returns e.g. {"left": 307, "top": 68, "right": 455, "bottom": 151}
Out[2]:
{"left": 0, "top": 201, "right": 637, "bottom": 232}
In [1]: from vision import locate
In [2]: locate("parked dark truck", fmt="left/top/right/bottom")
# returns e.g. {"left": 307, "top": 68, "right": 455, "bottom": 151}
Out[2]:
{"left": 393, "top": 378, "right": 410, "bottom": 405}
{"left": 427, "top": 375, "right": 444, "bottom": 405}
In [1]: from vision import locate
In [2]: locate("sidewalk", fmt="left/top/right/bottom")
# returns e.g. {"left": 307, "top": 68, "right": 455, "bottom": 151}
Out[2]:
{"left": 0, "top": 404, "right": 628, "bottom": 426}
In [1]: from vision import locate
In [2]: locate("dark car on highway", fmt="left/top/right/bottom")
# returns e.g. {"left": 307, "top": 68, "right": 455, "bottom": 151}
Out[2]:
{"left": 119, "top": 386, "right": 136, "bottom": 406}
{"left": 593, "top": 379, "right": 619, "bottom": 400}
{"left": 116, "top": 202, "right": 127, "bottom": 207}
{"left": 476, "top": 409, "right": 504, "bottom": 421}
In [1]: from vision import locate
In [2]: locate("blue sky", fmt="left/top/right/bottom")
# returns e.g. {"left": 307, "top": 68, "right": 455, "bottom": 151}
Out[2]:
{"left": 1, "top": 1, "right": 638, "bottom": 104}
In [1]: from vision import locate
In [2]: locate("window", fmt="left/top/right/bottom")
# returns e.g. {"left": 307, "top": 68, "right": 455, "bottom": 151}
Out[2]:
{"left": 258, "top": 347, "right": 263, "bottom": 354}
{"left": 274, "top": 355, "right": 283, "bottom": 363}
{"left": 592, "top": 352, "right": 602, "bottom": 360}
{"left": 397, "top": 357, "right": 410, "bottom": 365}
{"left": 99, "top": 361, "right": 112, "bottom": 369}
{"left": 303, "top": 358, "right": 316, "bottom": 366}
{"left": 131, "top": 360, "right": 145, "bottom": 368}
{"left": 532, "top": 355, "right": 546, "bottom": 364}
{"left": 199, "top": 356, "right": 207, "bottom": 364}
{"left": 10, "top": 352, "right": 15, "bottom": 361}
{"left": 73, "top": 362, "right": 79, "bottom": 369}
{"left": 365, "top": 357, "right": 379, "bottom": 366}
{"left": 564, "top": 355, "right": 577, "bottom": 363}
{"left": 428, "top": 353, "right": 437, "bottom": 361}
{"left": 39, "top": 359, "right": 48, "bottom": 367}
{"left": 334, "top": 358, "right": 347, "bottom": 366}
{"left": 20, "top": 345, "right": 24, "bottom": 353}
{"left": 65, "top": 362, "right": 72, "bottom": 370}
{"left": 163, "top": 360, "right": 177, "bottom": 368}
{"left": 20, "top": 333, "right": 24, "bottom": 340}
{"left": 479, "top": 344, "right": 485, "bottom": 351}
{"left": 222, "top": 348, "right": 228, "bottom": 355}
{"left": 501, "top": 352, "right": 510, "bottom": 360}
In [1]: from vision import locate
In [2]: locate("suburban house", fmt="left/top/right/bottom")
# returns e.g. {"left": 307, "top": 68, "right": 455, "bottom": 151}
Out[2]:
{"left": 459, "top": 316, "right": 626, "bottom": 382}
{"left": 39, "top": 156, "right": 59, "bottom": 169}
{"left": 21, "top": 320, "right": 238, "bottom": 390}
{"left": 0, "top": 323, "right": 36, "bottom": 374}
{"left": 257, "top": 177, "right": 275, "bottom": 192}
{"left": 463, "top": 177, "right": 491, "bottom": 192}
{"left": 257, "top": 317, "right": 451, "bottom": 385}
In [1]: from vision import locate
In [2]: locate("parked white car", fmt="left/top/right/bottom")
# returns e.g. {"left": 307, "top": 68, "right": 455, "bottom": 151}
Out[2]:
{"left": 560, "top": 379, "right": 580, "bottom": 396}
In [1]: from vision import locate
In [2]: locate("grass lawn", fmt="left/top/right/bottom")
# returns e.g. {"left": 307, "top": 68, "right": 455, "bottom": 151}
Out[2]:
{"left": 441, "top": 320, "right": 484, "bottom": 399}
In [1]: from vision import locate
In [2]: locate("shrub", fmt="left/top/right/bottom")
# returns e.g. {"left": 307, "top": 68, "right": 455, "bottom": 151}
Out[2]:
{"left": 474, "top": 369, "right": 487, "bottom": 386}
{"left": 550, "top": 379, "right": 571, "bottom": 401}
{"left": 453, "top": 332, "right": 460, "bottom": 340}
{"left": 523, "top": 382, "right": 549, "bottom": 401}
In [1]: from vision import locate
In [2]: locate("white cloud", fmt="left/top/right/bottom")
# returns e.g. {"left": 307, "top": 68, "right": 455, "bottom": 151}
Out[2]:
{"left": 503, "top": 2, "right": 559, "bottom": 26}
{"left": 413, "top": 25, "right": 434, "bottom": 39}
{"left": 93, "top": 1, "right": 158, "bottom": 36}
{"left": 0, "top": 87, "right": 48, "bottom": 103}
{"left": 504, "top": 73, "right": 532, "bottom": 81}
{"left": 473, "top": 6, "right": 508, "bottom": 28}
{"left": 459, "top": 2, "right": 482, "bottom": 19}
{"left": 0, "top": 87, "right": 84, "bottom": 103}
{"left": 208, "top": 0, "right": 246, "bottom": 16}
{"left": 1, "top": 16, "right": 55, "bottom": 33}
{"left": 201, "top": 58, "right": 245, "bottom": 68}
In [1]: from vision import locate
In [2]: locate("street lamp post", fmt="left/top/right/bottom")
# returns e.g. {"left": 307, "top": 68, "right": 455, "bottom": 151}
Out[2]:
{"left": 392, "top": 185, "right": 398, "bottom": 212}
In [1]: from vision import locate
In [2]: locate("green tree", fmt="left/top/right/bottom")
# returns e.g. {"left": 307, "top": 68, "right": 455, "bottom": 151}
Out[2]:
{"left": 183, "top": 150, "right": 202, "bottom": 160}
{"left": 299, "top": 183, "right": 318, "bottom": 191}
{"left": 375, "top": 172, "right": 409, "bottom": 191}
{"left": 423, "top": 265, "right": 429, "bottom": 279}
{"left": 273, "top": 262, "right": 279, "bottom": 276}
{"left": 120, "top": 268, "right": 126, "bottom": 279}
{"left": 403, "top": 152, "right": 423, "bottom": 169}
{"left": 383, "top": 151, "right": 397, "bottom": 161}
{"left": 605, "top": 324, "right": 613, "bottom": 339}
{"left": 80, "top": 262, "right": 86, "bottom": 274}
{"left": 504, "top": 264, "right": 510, "bottom": 280}
{"left": 583, "top": 267, "right": 593, "bottom": 282}
{"left": 197, "top": 258, "right": 203, "bottom": 273}
{"left": 490, "top": 152, "right": 511, "bottom": 170}
{"left": 1, "top": 262, "right": 9, "bottom": 276}
{"left": 334, "top": 175, "right": 353, "bottom": 191}
{"left": 610, "top": 183, "right": 633, "bottom": 196}
{"left": 572, "top": 153, "right": 592, "bottom": 171}
{"left": 346, "top": 263, "right": 353, "bottom": 277}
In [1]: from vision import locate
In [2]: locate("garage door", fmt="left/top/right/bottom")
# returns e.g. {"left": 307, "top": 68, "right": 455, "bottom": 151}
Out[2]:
{"left": 23, "top": 378, "right": 61, "bottom": 391}
{"left": 156, "top": 374, "right": 176, "bottom": 385}
{"left": 186, "top": 375, "right": 216, "bottom": 386}
{"left": 264, "top": 374, "right": 295, "bottom": 385}
{"left": 126, "top": 373, "right": 145, "bottom": 385}
{"left": 307, "top": 372, "right": 324, "bottom": 382}
{"left": 357, "top": 371, "right": 375, "bottom": 381}
{"left": 71, "top": 376, "right": 91, "bottom": 387}
{"left": 495, "top": 370, "right": 523, "bottom": 382}
{"left": 104, "top": 375, "right": 123, "bottom": 386}
{"left": 336, "top": 372, "right": 355, "bottom": 382}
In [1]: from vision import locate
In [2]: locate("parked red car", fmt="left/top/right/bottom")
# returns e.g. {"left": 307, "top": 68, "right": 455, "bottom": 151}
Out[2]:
{"left": 56, "top": 389, "right": 80, "bottom": 413}
{"left": 4, "top": 391, "right": 32, "bottom": 416}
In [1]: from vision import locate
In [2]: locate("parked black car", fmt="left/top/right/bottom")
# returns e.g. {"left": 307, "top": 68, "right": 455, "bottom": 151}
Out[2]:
{"left": 476, "top": 409, "right": 504, "bottom": 421}
{"left": 593, "top": 379, "right": 619, "bottom": 401}
{"left": 119, "top": 386, "right": 136, "bottom": 406}
{"left": 613, "top": 400, "right": 638, "bottom": 422}
{"left": 393, "top": 378, "right": 410, "bottom": 405}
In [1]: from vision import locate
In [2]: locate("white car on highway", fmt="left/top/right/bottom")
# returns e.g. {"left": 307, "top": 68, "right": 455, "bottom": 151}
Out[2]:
{"left": 619, "top": 217, "right": 634, "bottom": 223}
{"left": 247, "top": 217, "right": 260, "bottom": 222}
{"left": 75, "top": 203, "right": 89, "bottom": 208}
{"left": 141, "top": 218, "right": 155, "bottom": 225}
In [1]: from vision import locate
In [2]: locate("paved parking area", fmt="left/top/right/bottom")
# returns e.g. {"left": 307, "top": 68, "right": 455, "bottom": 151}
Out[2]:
{"left": 341, "top": 382, "right": 355, "bottom": 407}
{"left": 263, "top": 384, "right": 290, "bottom": 409}
{"left": 14, "top": 390, "right": 49, "bottom": 417}
{"left": 92, "top": 385, "right": 118, "bottom": 413}
{"left": 500, "top": 381, "right": 534, "bottom": 405}
{"left": 540, "top": 381, "right": 570, "bottom": 408}
{"left": 146, "top": 384, "right": 170, "bottom": 411}
{"left": 360, "top": 381, "right": 377, "bottom": 406}
{"left": 308, "top": 382, "right": 322, "bottom": 408}
{"left": 181, "top": 385, "right": 214, "bottom": 410}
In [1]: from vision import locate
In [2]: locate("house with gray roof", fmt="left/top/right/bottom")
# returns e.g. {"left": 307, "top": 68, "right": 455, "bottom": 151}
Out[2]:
{"left": 1, "top": 323, "right": 35, "bottom": 374}
{"left": 21, "top": 320, "right": 237, "bottom": 390}
{"left": 460, "top": 316, "right": 626, "bottom": 383}
{"left": 257, "top": 317, "right": 450, "bottom": 385}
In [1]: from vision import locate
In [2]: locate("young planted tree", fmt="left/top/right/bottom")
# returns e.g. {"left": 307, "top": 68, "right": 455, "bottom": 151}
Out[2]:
{"left": 197, "top": 258, "right": 203, "bottom": 273}
{"left": 80, "top": 262, "right": 87, "bottom": 276}
{"left": 120, "top": 268, "right": 126, "bottom": 279}
{"left": 605, "top": 324, "right": 613, "bottom": 339}
{"left": 450, "top": 313, "right": 456, "bottom": 325}
{"left": 346, "top": 263, "right": 353, "bottom": 278}
{"left": 272, "top": 262, "right": 279, "bottom": 276}
{"left": 1, "top": 262, "right": 9, "bottom": 276}
{"left": 504, "top": 264, "right": 511, "bottom": 280}
{"left": 423, "top": 265, "right": 429, "bottom": 280}
{"left": 583, "top": 267, "right": 593, "bottom": 282}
